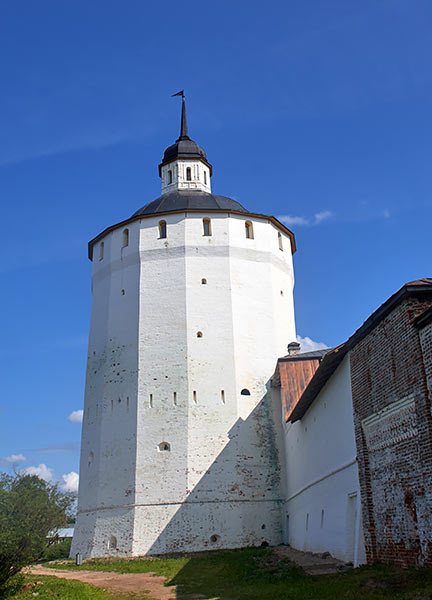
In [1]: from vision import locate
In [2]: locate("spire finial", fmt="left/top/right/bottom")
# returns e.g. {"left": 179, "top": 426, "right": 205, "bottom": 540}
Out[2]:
{"left": 172, "top": 90, "right": 189, "bottom": 141}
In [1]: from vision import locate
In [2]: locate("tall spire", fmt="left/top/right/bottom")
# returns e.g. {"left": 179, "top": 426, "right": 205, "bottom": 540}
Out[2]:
{"left": 172, "top": 90, "right": 190, "bottom": 141}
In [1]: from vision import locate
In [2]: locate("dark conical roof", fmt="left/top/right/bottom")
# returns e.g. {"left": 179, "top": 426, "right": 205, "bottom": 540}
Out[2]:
{"left": 132, "top": 190, "right": 248, "bottom": 217}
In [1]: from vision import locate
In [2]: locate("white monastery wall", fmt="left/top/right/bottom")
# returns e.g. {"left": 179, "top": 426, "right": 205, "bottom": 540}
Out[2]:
{"left": 72, "top": 223, "right": 141, "bottom": 557}
{"left": 73, "top": 210, "right": 296, "bottom": 557}
{"left": 283, "top": 355, "right": 366, "bottom": 565}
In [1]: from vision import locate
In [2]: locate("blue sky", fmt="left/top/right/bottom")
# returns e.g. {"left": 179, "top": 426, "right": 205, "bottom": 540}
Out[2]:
{"left": 1, "top": 0, "right": 431, "bottom": 489}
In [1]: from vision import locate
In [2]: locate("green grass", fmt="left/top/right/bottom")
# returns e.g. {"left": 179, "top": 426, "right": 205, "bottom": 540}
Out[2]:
{"left": 13, "top": 575, "right": 136, "bottom": 600}
{"left": 47, "top": 547, "right": 432, "bottom": 600}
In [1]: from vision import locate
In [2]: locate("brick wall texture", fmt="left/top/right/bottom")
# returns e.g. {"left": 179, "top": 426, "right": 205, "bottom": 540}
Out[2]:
{"left": 350, "top": 295, "right": 432, "bottom": 567}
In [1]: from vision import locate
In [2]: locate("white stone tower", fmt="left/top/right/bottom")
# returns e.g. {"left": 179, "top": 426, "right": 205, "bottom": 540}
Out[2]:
{"left": 71, "top": 94, "right": 297, "bottom": 558}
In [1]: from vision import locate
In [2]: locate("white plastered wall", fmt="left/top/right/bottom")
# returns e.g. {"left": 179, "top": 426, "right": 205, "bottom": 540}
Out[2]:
{"left": 283, "top": 355, "right": 366, "bottom": 565}
{"left": 72, "top": 211, "right": 296, "bottom": 557}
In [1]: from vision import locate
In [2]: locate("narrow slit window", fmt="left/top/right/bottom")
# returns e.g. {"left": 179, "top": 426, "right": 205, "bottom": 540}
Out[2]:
{"left": 193, "top": 390, "right": 197, "bottom": 404}
{"left": 221, "top": 390, "right": 225, "bottom": 404}
{"left": 204, "top": 171, "right": 207, "bottom": 184}
{"left": 149, "top": 394, "right": 153, "bottom": 408}
{"left": 245, "top": 221, "right": 254, "bottom": 239}
{"left": 99, "top": 241, "right": 104, "bottom": 261}
{"left": 168, "top": 169, "right": 172, "bottom": 184}
{"left": 278, "top": 232, "right": 283, "bottom": 251}
{"left": 173, "top": 391, "right": 177, "bottom": 405}
{"left": 109, "top": 535, "right": 117, "bottom": 550}
{"left": 203, "top": 218, "right": 212, "bottom": 236}
{"left": 159, "top": 220, "right": 167, "bottom": 239}
{"left": 186, "top": 167, "right": 192, "bottom": 181}
{"left": 122, "top": 229, "right": 129, "bottom": 248}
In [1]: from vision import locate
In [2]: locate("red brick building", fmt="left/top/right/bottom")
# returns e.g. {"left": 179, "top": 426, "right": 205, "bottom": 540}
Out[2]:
{"left": 274, "top": 278, "right": 432, "bottom": 567}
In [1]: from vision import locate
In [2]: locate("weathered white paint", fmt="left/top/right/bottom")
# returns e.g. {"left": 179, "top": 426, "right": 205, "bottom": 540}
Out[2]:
{"left": 71, "top": 210, "right": 296, "bottom": 558}
{"left": 282, "top": 355, "right": 366, "bottom": 565}
{"left": 160, "top": 159, "right": 211, "bottom": 194}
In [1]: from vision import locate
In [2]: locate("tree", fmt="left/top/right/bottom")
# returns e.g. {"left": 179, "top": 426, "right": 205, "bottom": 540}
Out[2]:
{"left": 0, "top": 473, "right": 74, "bottom": 598}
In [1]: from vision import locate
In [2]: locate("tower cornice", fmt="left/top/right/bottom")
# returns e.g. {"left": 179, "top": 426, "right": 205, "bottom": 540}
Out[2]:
{"left": 87, "top": 210, "right": 296, "bottom": 260}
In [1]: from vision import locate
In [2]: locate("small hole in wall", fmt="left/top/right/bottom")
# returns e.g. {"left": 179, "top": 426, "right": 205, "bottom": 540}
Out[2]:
{"left": 280, "top": 290, "right": 284, "bottom": 296}
{"left": 158, "top": 442, "right": 171, "bottom": 452}
{"left": 197, "top": 331, "right": 203, "bottom": 338}
{"left": 241, "top": 388, "right": 251, "bottom": 396}
{"left": 210, "top": 534, "right": 220, "bottom": 543}
{"left": 88, "top": 451, "right": 94, "bottom": 467}
{"left": 201, "top": 278, "right": 207, "bottom": 284}
{"left": 121, "top": 289, "right": 125, "bottom": 295}
{"left": 118, "top": 397, "right": 121, "bottom": 403}
{"left": 261, "top": 541, "right": 269, "bottom": 547}
{"left": 109, "top": 535, "right": 117, "bottom": 550}
{"left": 261, "top": 524, "right": 266, "bottom": 530}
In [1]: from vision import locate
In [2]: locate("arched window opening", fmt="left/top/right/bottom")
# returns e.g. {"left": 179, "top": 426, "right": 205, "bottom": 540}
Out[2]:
{"left": 109, "top": 535, "right": 117, "bottom": 550}
{"left": 168, "top": 169, "right": 172, "bottom": 184}
{"left": 201, "top": 278, "right": 207, "bottom": 285}
{"left": 197, "top": 331, "right": 203, "bottom": 338}
{"left": 158, "top": 441, "right": 171, "bottom": 452}
{"left": 186, "top": 167, "right": 192, "bottom": 181}
{"left": 159, "top": 220, "right": 167, "bottom": 239}
{"left": 245, "top": 221, "right": 254, "bottom": 239}
{"left": 278, "top": 232, "right": 283, "bottom": 251}
{"left": 122, "top": 229, "right": 129, "bottom": 248}
{"left": 99, "top": 242, "right": 104, "bottom": 261}
{"left": 203, "top": 218, "right": 212, "bottom": 236}
{"left": 204, "top": 171, "right": 207, "bottom": 184}
{"left": 241, "top": 388, "right": 251, "bottom": 396}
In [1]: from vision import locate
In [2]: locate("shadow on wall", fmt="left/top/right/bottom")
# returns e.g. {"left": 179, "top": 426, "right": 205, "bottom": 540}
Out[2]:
{"left": 143, "top": 383, "right": 285, "bottom": 555}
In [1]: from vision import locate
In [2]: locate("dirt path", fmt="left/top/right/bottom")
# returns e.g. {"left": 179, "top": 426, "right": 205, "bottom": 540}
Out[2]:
{"left": 26, "top": 564, "right": 176, "bottom": 599}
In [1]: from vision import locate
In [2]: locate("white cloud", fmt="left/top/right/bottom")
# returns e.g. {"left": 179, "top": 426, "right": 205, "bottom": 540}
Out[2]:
{"left": 1, "top": 453, "right": 26, "bottom": 465}
{"left": 382, "top": 209, "right": 391, "bottom": 219}
{"left": 314, "top": 210, "right": 333, "bottom": 224}
{"left": 61, "top": 471, "right": 79, "bottom": 493}
{"left": 278, "top": 215, "right": 310, "bottom": 226}
{"left": 296, "top": 335, "right": 329, "bottom": 353}
{"left": 68, "top": 409, "right": 83, "bottom": 424}
{"left": 21, "top": 463, "right": 56, "bottom": 483}
{"left": 278, "top": 210, "right": 333, "bottom": 227}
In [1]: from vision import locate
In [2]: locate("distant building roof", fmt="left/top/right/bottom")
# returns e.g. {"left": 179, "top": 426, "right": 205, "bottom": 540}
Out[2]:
{"left": 278, "top": 348, "right": 331, "bottom": 362}
{"left": 57, "top": 528, "right": 74, "bottom": 538}
{"left": 287, "top": 278, "right": 432, "bottom": 423}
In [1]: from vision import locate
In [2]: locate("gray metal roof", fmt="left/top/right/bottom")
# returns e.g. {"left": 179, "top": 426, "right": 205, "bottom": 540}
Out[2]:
{"left": 132, "top": 190, "right": 248, "bottom": 217}
{"left": 279, "top": 349, "right": 331, "bottom": 362}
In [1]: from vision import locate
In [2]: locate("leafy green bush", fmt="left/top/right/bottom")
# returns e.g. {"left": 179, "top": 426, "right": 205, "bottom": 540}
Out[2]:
{"left": 42, "top": 538, "right": 72, "bottom": 561}
{"left": 0, "top": 473, "right": 73, "bottom": 597}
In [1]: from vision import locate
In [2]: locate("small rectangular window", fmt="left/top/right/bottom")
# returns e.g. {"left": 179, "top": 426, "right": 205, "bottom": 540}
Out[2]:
{"left": 99, "top": 241, "right": 104, "bottom": 261}
{"left": 278, "top": 232, "right": 283, "bottom": 251}
{"left": 193, "top": 390, "right": 197, "bottom": 404}
{"left": 204, "top": 171, "right": 207, "bottom": 184}
{"left": 203, "top": 219, "right": 212, "bottom": 236}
